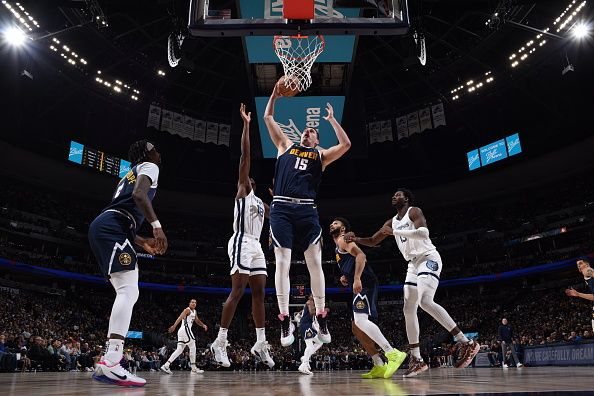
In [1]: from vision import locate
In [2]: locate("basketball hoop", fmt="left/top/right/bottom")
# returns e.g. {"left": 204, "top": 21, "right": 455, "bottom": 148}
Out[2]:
{"left": 273, "top": 35, "right": 325, "bottom": 92}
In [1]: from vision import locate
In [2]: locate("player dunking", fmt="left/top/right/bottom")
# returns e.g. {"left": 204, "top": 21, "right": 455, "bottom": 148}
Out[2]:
{"left": 345, "top": 189, "right": 479, "bottom": 377}
{"left": 160, "top": 299, "right": 208, "bottom": 374}
{"left": 264, "top": 80, "right": 351, "bottom": 346}
{"left": 330, "top": 218, "right": 407, "bottom": 379}
{"left": 88, "top": 140, "right": 167, "bottom": 387}
{"left": 210, "top": 104, "right": 275, "bottom": 369}
{"left": 565, "top": 258, "right": 594, "bottom": 331}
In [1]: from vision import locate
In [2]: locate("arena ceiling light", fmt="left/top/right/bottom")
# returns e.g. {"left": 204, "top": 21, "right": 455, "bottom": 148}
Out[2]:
{"left": 3, "top": 26, "right": 26, "bottom": 46}
{"left": 94, "top": 70, "right": 141, "bottom": 102}
{"left": 450, "top": 71, "right": 494, "bottom": 101}
{"left": 572, "top": 22, "right": 591, "bottom": 39}
{"left": 2, "top": 1, "right": 40, "bottom": 32}
{"left": 49, "top": 37, "right": 89, "bottom": 69}
{"left": 508, "top": 0, "right": 588, "bottom": 68}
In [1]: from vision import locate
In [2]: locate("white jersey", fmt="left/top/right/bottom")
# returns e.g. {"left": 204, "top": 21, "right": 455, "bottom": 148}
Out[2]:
{"left": 392, "top": 207, "right": 437, "bottom": 262}
{"left": 232, "top": 190, "right": 265, "bottom": 238}
{"left": 184, "top": 308, "right": 196, "bottom": 329}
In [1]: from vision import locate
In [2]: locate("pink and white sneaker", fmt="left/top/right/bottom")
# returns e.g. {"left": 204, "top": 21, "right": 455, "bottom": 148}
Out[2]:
{"left": 92, "top": 360, "right": 146, "bottom": 387}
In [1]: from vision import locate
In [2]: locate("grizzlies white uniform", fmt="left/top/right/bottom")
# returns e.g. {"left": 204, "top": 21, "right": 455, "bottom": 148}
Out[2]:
{"left": 227, "top": 190, "right": 267, "bottom": 276}
{"left": 178, "top": 308, "right": 197, "bottom": 345}
{"left": 392, "top": 207, "right": 442, "bottom": 285}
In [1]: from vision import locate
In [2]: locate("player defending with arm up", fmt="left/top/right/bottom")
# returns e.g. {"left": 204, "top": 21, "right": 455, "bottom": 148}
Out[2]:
{"left": 210, "top": 104, "right": 275, "bottom": 369}
{"left": 345, "top": 189, "right": 479, "bottom": 377}
{"left": 264, "top": 79, "right": 351, "bottom": 347}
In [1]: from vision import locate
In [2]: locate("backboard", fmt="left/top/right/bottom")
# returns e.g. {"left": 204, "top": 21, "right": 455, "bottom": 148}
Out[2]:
{"left": 188, "top": 0, "right": 409, "bottom": 37}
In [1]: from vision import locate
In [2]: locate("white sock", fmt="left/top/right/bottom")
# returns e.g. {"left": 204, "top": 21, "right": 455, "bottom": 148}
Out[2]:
{"left": 411, "top": 346, "right": 422, "bottom": 360}
{"left": 256, "top": 328, "right": 266, "bottom": 343}
{"left": 454, "top": 331, "right": 469, "bottom": 343}
{"left": 217, "top": 327, "right": 228, "bottom": 342}
{"left": 304, "top": 242, "right": 325, "bottom": 314}
{"left": 274, "top": 247, "right": 291, "bottom": 315}
{"left": 104, "top": 339, "right": 124, "bottom": 365}
{"left": 371, "top": 354, "right": 384, "bottom": 367}
{"left": 353, "top": 313, "right": 392, "bottom": 352}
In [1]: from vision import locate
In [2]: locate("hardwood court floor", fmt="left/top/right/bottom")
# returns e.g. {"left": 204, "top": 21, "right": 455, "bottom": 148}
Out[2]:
{"left": 1, "top": 367, "right": 593, "bottom": 395}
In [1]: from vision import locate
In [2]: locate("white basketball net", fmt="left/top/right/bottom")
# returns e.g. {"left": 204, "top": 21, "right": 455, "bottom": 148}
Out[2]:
{"left": 273, "top": 35, "right": 325, "bottom": 92}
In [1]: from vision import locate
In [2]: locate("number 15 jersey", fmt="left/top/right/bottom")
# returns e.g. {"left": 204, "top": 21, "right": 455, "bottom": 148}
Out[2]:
{"left": 273, "top": 144, "right": 322, "bottom": 200}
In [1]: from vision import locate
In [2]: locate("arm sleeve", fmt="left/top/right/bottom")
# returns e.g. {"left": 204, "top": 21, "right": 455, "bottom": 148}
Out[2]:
{"left": 392, "top": 227, "right": 429, "bottom": 240}
{"left": 136, "top": 162, "right": 159, "bottom": 187}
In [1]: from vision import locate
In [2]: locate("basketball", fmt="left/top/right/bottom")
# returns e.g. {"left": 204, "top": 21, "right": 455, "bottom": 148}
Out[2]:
{"left": 277, "top": 75, "right": 300, "bottom": 97}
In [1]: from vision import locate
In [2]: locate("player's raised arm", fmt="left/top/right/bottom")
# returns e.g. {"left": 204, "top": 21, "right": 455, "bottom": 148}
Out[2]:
{"left": 345, "top": 219, "right": 392, "bottom": 247}
{"left": 132, "top": 174, "right": 167, "bottom": 254}
{"left": 263, "top": 82, "right": 292, "bottom": 154}
{"left": 237, "top": 103, "right": 253, "bottom": 199}
{"left": 168, "top": 308, "right": 189, "bottom": 333}
{"left": 320, "top": 103, "right": 351, "bottom": 169}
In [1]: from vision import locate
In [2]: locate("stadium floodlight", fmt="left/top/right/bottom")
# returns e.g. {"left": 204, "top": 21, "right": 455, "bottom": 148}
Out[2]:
{"left": 572, "top": 22, "right": 590, "bottom": 39}
{"left": 3, "top": 26, "right": 26, "bottom": 46}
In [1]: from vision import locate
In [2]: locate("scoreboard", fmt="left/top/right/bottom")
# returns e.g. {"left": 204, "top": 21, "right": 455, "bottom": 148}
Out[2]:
{"left": 68, "top": 141, "right": 131, "bottom": 178}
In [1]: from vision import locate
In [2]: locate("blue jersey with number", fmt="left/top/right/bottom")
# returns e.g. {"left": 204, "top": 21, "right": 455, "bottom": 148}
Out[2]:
{"left": 102, "top": 162, "right": 158, "bottom": 232}
{"left": 273, "top": 144, "right": 322, "bottom": 200}
{"left": 336, "top": 245, "right": 377, "bottom": 285}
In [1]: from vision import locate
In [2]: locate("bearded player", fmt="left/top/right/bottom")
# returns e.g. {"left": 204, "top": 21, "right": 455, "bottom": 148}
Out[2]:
{"left": 330, "top": 217, "right": 407, "bottom": 379}
{"left": 345, "top": 189, "right": 479, "bottom": 377}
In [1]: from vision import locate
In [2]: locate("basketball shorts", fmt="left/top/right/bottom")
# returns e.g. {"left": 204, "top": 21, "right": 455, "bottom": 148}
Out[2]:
{"left": 177, "top": 324, "right": 196, "bottom": 345}
{"left": 405, "top": 251, "right": 442, "bottom": 286}
{"left": 300, "top": 315, "right": 318, "bottom": 340}
{"left": 227, "top": 234, "right": 267, "bottom": 276}
{"left": 352, "top": 281, "right": 379, "bottom": 320}
{"left": 269, "top": 201, "right": 322, "bottom": 251}
{"left": 88, "top": 211, "right": 137, "bottom": 277}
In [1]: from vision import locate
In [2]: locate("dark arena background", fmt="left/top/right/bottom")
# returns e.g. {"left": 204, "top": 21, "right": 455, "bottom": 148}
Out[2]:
{"left": 1, "top": 0, "right": 594, "bottom": 395}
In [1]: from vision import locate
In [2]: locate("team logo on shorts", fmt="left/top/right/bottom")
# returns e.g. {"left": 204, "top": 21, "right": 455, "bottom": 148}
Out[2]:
{"left": 119, "top": 253, "right": 132, "bottom": 266}
{"left": 355, "top": 300, "right": 366, "bottom": 310}
{"left": 305, "top": 328, "right": 314, "bottom": 339}
{"left": 426, "top": 260, "right": 439, "bottom": 272}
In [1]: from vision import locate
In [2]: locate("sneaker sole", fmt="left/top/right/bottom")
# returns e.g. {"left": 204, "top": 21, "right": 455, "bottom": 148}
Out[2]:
{"left": 403, "top": 364, "right": 428, "bottom": 378}
{"left": 92, "top": 373, "right": 146, "bottom": 387}
{"left": 455, "top": 344, "right": 481, "bottom": 369}
{"left": 159, "top": 367, "right": 172, "bottom": 375}
{"left": 281, "top": 334, "right": 295, "bottom": 347}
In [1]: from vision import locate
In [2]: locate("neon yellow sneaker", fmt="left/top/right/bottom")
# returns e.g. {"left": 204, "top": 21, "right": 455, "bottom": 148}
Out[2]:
{"left": 361, "top": 364, "right": 386, "bottom": 379}
{"left": 383, "top": 349, "right": 407, "bottom": 378}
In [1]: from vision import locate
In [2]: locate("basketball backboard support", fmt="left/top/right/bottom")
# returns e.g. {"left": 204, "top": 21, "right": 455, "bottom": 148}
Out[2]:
{"left": 188, "top": 0, "right": 409, "bottom": 37}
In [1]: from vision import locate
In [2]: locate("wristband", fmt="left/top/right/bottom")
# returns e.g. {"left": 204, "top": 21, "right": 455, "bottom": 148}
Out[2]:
{"left": 151, "top": 220, "right": 162, "bottom": 229}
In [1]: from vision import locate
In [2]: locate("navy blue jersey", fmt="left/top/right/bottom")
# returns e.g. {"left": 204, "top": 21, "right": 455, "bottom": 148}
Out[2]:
{"left": 585, "top": 278, "right": 594, "bottom": 308}
{"left": 335, "top": 246, "right": 377, "bottom": 285}
{"left": 273, "top": 144, "right": 322, "bottom": 200}
{"left": 102, "top": 162, "right": 159, "bottom": 232}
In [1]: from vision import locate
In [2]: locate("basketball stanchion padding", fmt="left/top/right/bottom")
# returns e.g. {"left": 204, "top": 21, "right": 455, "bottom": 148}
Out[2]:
{"left": 283, "top": 0, "right": 314, "bottom": 20}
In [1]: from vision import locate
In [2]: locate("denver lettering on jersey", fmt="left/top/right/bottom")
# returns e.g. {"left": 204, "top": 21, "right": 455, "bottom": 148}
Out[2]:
{"left": 125, "top": 171, "right": 136, "bottom": 184}
{"left": 289, "top": 148, "right": 319, "bottom": 160}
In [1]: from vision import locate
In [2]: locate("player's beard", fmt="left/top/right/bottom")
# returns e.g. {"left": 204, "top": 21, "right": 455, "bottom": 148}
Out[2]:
{"left": 392, "top": 200, "right": 405, "bottom": 210}
{"left": 329, "top": 227, "right": 341, "bottom": 238}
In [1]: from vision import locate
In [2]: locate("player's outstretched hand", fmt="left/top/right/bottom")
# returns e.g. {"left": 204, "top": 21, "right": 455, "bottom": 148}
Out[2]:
{"left": 240, "top": 103, "right": 251, "bottom": 124}
{"left": 380, "top": 225, "right": 393, "bottom": 236}
{"left": 565, "top": 288, "right": 579, "bottom": 297}
{"left": 353, "top": 278, "right": 362, "bottom": 294}
{"left": 343, "top": 231, "right": 357, "bottom": 243}
{"left": 340, "top": 275, "right": 349, "bottom": 287}
{"left": 272, "top": 80, "right": 282, "bottom": 98}
{"left": 323, "top": 102, "right": 334, "bottom": 121}
{"left": 153, "top": 227, "right": 168, "bottom": 255}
